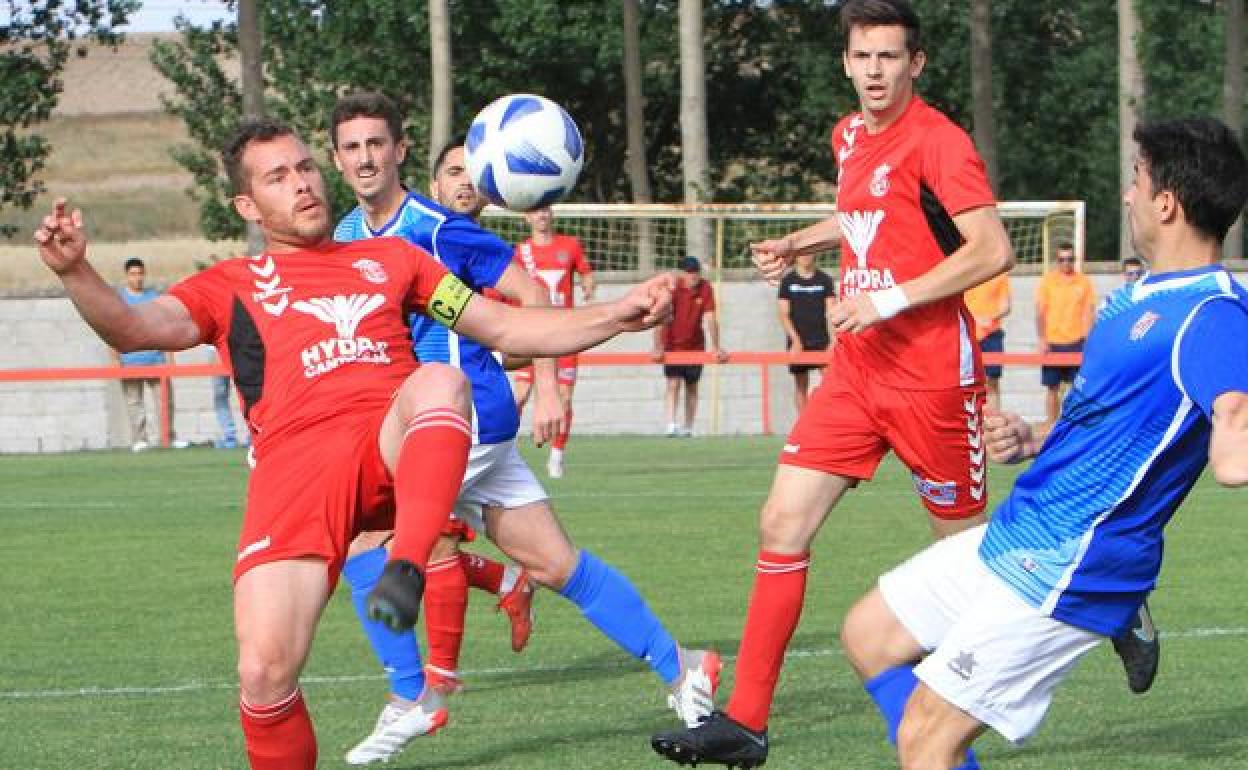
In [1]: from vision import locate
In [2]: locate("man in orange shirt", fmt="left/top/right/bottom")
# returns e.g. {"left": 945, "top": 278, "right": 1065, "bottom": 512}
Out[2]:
{"left": 963, "top": 272, "right": 1011, "bottom": 409}
{"left": 1035, "top": 242, "right": 1096, "bottom": 425}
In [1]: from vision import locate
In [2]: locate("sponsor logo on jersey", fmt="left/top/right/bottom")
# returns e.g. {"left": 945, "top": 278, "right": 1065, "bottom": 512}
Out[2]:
{"left": 837, "top": 211, "right": 896, "bottom": 297}
{"left": 782, "top": 443, "right": 801, "bottom": 453}
{"left": 249, "top": 254, "right": 292, "bottom": 316}
{"left": 912, "top": 473, "right": 957, "bottom": 507}
{"left": 291, "top": 293, "right": 391, "bottom": 377}
{"left": 1130, "top": 311, "right": 1161, "bottom": 341}
{"left": 869, "top": 163, "right": 891, "bottom": 197}
{"left": 537, "top": 268, "right": 567, "bottom": 305}
{"left": 947, "top": 650, "right": 977, "bottom": 681}
{"left": 353, "top": 258, "right": 389, "bottom": 285}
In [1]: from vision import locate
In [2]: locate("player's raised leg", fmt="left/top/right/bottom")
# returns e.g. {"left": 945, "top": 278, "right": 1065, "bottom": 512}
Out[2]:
{"left": 235, "top": 559, "right": 331, "bottom": 770}
{"left": 369, "top": 364, "right": 473, "bottom": 631}
{"left": 485, "top": 497, "right": 720, "bottom": 727}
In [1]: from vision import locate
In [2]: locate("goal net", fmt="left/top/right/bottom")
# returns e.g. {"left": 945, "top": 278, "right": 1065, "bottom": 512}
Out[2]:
{"left": 481, "top": 200, "right": 1086, "bottom": 276}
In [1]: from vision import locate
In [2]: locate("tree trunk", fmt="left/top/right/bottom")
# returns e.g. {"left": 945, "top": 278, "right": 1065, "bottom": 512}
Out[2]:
{"left": 622, "top": 0, "right": 656, "bottom": 273}
{"left": 1225, "top": 0, "right": 1244, "bottom": 260}
{"left": 429, "top": 0, "right": 453, "bottom": 174}
{"left": 678, "top": 0, "right": 712, "bottom": 267}
{"left": 970, "top": 0, "right": 999, "bottom": 189}
{"left": 238, "top": 0, "right": 265, "bottom": 256}
{"left": 1118, "top": 0, "right": 1145, "bottom": 262}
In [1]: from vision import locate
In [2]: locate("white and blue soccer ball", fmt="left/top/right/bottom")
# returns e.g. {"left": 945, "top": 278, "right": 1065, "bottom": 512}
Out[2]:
{"left": 465, "top": 94, "right": 584, "bottom": 212}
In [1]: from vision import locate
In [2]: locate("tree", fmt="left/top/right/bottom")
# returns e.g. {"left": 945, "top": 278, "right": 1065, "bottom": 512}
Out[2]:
{"left": 622, "top": 0, "right": 656, "bottom": 271}
{"left": 428, "top": 0, "right": 452, "bottom": 171}
{"left": 1120, "top": 0, "right": 1145, "bottom": 260}
{"left": 970, "top": 0, "right": 999, "bottom": 187}
{"left": 0, "top": 0, "right": 137, "bottom": 236}
{"left": 678, "top": 0, "right": 711, "bottom": 261}
{"left": 1225, "top": 0, "right": 1244, "bottom": 259}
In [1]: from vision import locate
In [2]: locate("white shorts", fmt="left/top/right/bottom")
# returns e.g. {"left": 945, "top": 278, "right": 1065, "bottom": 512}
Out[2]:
{"left": 879, "top": 524, "right": 1104, "bottom": 744}
{"left": 450, "top": 439, "right": 548, "bottom": 533}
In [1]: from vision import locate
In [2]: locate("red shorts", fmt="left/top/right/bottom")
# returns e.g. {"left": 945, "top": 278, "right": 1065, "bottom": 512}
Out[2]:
{"left": 781, "top": 364, "right": 988, "bottom": 519}
{"left": 235, "top": 408, "right": 396, "bottom": 585}
{"left": 513, "top": 355, "right": 578, "bottom": 386}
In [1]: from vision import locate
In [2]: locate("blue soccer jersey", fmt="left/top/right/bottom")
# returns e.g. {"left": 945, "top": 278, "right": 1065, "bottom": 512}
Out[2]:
{"left": 980, "top": 265, "right": 1248, "bottom": 636}
{"left": 335, "top": 191, "right": 519, "bottom": 444}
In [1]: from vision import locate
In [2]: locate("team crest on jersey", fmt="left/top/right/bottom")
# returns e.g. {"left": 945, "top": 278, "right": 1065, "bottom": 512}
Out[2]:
{"left": 291, "top": 293, "right": 391, "bottom": 378}
{"left": 352, "top": 258, "right": 388, "bottom": 285}
{"left": 557, "top": 250, "right": 569, "bottom": 265}
{"left": 1130, "top": 311, "right": 1161, "bottom": 341}
{"left": 869, "top": 164, "right": 892, "bottom": 197}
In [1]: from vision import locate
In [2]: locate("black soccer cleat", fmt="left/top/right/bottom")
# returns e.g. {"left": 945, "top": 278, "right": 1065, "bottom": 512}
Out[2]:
{"left": 652, "top": 710, "right": 769, "bottom": 769}
{"left": 1112, "top": 600, "right": 1160, "bottom": 694}
{"left": 366, "top": 559, "right": 426, "bottom": 632}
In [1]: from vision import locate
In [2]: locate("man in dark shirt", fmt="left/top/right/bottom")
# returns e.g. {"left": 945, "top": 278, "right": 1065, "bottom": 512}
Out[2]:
{"left": 777, "top": 253, "right": 836, "bottom": 412}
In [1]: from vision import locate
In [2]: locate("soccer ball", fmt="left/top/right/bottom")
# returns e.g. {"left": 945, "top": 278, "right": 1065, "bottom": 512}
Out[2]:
{"left": 465, "top": 94, "right": 584, "bottom": 212}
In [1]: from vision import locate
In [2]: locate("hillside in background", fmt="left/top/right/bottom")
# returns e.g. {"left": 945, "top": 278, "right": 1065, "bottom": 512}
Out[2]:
{"left": 2, "top": 34, "right": 243, "bottom": 293}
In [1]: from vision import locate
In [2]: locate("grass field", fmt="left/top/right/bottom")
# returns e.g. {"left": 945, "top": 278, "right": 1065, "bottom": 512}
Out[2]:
{"left": 2, "top": 436, "right": 1247, "bottom": 769}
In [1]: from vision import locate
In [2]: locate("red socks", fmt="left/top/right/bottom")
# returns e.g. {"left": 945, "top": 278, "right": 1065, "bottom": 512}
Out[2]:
{"left": 725, "top": 550, "right": 810, "bottom": 732}
{"left": 423, "top": 554, "right": 469, "bottom": 676}
{"left": 239, "top": 689, "right": 316, "bottom": 770}
{"left": 552, "top": 407, "right": 572, "bottom": 451}
{"left": 387, "top": 409, "right": 472, "bottom": 567}
{"left": 462, "top": 551, "right": 506, "bottom": 594}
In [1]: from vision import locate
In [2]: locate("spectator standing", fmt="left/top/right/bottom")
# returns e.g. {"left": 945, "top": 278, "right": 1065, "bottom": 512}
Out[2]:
{"left": 1035, "top": 243, "right": 1096, "bottom": 426}
{"left": 777, "top": 253, "right": 836, "bottom": 412}
{"left": 113, "top": 257, "right": 185, "bottom": 451}
{"left": 653, "top": 257, "right": 727, "bottom": 436}
{"left": 963, "top": 271, "right": 1012, "bottom": 409}
{"left": 1122, "top": 255, "right": 1145, "bottom": 285}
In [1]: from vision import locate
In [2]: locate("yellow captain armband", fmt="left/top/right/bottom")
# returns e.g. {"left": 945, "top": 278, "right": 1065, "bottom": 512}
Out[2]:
{"left": 428, "top": 272, "right": 474, "bottom": 329}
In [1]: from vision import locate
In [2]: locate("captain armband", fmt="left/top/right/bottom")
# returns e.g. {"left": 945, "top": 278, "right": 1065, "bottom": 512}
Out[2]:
{"left": 427, "top": 273, "right": 474, "bottom": 329}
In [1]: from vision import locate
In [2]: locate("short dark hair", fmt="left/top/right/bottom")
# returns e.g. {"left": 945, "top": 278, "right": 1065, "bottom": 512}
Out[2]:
{"left": 123, "top": 257, "right": 145, "bottom": 271}
{"left": 840, "top": 0, "right": 922, "bottom": 55}
{"left": 1122, "top": 256, "right": 1144, "bottom": 270}
{"left": 432, "top": 133, "right": 469, "bottom": 177}
{"left": 1056, "top": 241, "right": 1075, "bottom": 254}
{"left": 1134, "top": 117, "right": 1248, "bottom": 243}
{"left": 223, "top": 118, "right": 297, "bottom": 195}
{"left": 330, "top": 91, "right": 404, "bottom": 149}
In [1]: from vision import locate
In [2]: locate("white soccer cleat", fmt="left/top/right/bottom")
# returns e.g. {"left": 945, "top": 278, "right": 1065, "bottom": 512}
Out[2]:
{"left": 667, "top": 647, "right": 722, "bottom": 728}
{"left": 547, "top": 454, "right": 564, "bottom": 479}
{"left": 344, "top": 688, "right": 449, "bottom": 766}
{"left": 130, "top": 440, "right": 149, "bottom": 453}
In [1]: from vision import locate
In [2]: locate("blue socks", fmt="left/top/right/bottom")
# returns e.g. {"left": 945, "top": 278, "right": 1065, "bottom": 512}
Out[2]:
{"left": 342, "top": 547, "right": 426, "bottom": 701}
{"left": 558, "top": 550, "right": 681, "bottom": 685}
{"left": 864, "top": 665, "right": 980, "bottom": 769}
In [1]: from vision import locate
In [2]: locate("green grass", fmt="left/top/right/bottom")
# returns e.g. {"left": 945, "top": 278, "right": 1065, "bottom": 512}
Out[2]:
{"left": 1, "top": 437, "right": 1246, "bottom": 769}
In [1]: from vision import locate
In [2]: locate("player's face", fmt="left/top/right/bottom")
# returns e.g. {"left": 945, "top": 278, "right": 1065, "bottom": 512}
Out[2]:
{"left": 233, "top": 134, "right": 332, "bottom": 249}
{"left": 842, "top": 25, "right": 925, "bottom": 127}
{"left": 332, "top": 116, "right": 407, "bottom": 205}
{"left": 796, "top": 253, "right": 816, "bottom": 272}
{"left": 1055, "top": 249, "right": 1076, "bottom": 274}
{"left": 525, "top": 206, "right": 553, "bottom": 235}
{"left": 431, "top": 146, "right": 485, "bottom": 217}
{"left": 1124, "top": 156, "right": 1159, "bottom": 260}
{"left": 125, "top": 266, "right": 145, "bottom": 291}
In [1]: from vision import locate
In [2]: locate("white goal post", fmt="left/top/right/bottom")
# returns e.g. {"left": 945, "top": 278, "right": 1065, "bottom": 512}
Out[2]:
{"left": 481, "top": 201, "right": 1086, "bottom": 278}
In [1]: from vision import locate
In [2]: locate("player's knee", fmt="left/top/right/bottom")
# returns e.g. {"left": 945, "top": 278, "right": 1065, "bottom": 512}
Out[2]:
{"left": 237, "top": 648, "right": 299, "bottom": 704}
{"left": 757, "top": 501, "right": 808, "bottom": 552}
{"left": 430, "top": 534, "right": 461, "bottom": 562}
{"left": 839, "top": 599, "right": 877, "bottom": 677}
{"left": 399, "top": 363, "right": 470, "bottom": 416}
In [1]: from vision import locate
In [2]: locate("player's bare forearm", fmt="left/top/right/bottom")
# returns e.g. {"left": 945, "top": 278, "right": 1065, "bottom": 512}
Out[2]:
{"left": 896, "top": 206, "right": 1014, "bottom": 309}
{"left": 786, "top": 217, "right": 844, "bottom": 257}
{"left": 1210, "top": 391, "right": 1248, "bottom": 486}
{"left": 60, "top": 266, "right": 200, "bottom": 353}
{"left": 495, "top": 264, "right": 559, "bottom": 393}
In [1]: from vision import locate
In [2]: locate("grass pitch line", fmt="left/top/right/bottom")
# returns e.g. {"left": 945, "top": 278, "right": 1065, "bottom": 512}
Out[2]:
{"left": 3, "top": 626, "right": 1245, "bottom": 701}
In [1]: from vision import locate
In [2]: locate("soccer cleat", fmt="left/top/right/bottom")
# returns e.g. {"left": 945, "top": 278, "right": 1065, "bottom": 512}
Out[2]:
{"left": 130, "top": 440, "right": 149, "bottom": 453}
{"left": 1112, "top": 600, "right": 1159, "bottom": 694}
{"left": 497, "top": 569, "right": 535, "bottom": 652}
{"left": 424, "top": 665, "right": 465, "bottom": 696}
{"left": 366, "top": 559, "right": 426, "bottom": 632}
{"left": 344, "top": 688, "right": 450, "bottom": 765}
{"left": 547, "top": 454, "right": 564, "bottom": 479}
{"left": 652, "top": 710, "right": 768, "bottom": 768}
{"left": 667, "top": 648, "right": 722, "bottom": 728}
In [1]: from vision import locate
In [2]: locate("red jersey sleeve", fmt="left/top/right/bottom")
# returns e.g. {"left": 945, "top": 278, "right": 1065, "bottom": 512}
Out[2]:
{"left": 919, "top": 120, "right": 996, "bottom": 217}
{"left": 571, "top": 237, "right": 592, "bottom": 275}
{"left": 167, "top": 262, "right": 230, "bottom": 345}
{"left": 702, "top": 282, "right": 717, "bottom": 313}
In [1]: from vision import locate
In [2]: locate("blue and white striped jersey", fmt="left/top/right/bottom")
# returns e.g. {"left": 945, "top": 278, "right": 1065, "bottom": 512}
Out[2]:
{"left": 980, "top": 265, "right": 1248, "bottom": 636}
{"left": 335, "top": 191, "right": 519, "bottom": 444}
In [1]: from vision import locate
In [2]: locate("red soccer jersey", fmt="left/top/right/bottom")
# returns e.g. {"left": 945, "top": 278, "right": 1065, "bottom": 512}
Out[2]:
{"left": 831, "top": 96, "right": 995, "bottom": 389}
{"left": 169, "top": 237, "right": 454, "bottom": 452}
{"left": 513, "top": 234, "right": 591, "bottom": 308}
{"left": 662, "top": 279, "right": 716, "bottom": 351}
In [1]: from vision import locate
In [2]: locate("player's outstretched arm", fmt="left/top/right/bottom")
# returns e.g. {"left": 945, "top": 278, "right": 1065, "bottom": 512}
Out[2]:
{"left": 455, "top": 273, "right": 675, "bottom": 357}
{"left": 750, "top": 217, "right": 843, "bottom": 285}
{"left": 35, "top": 199, "right": 203, "bottom": 352}
{"left": 984, "top": 405, "right": 1039, "bottom": 464}
{"left": 1210, "top": 391, "right": 1248, "bottom": 486}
